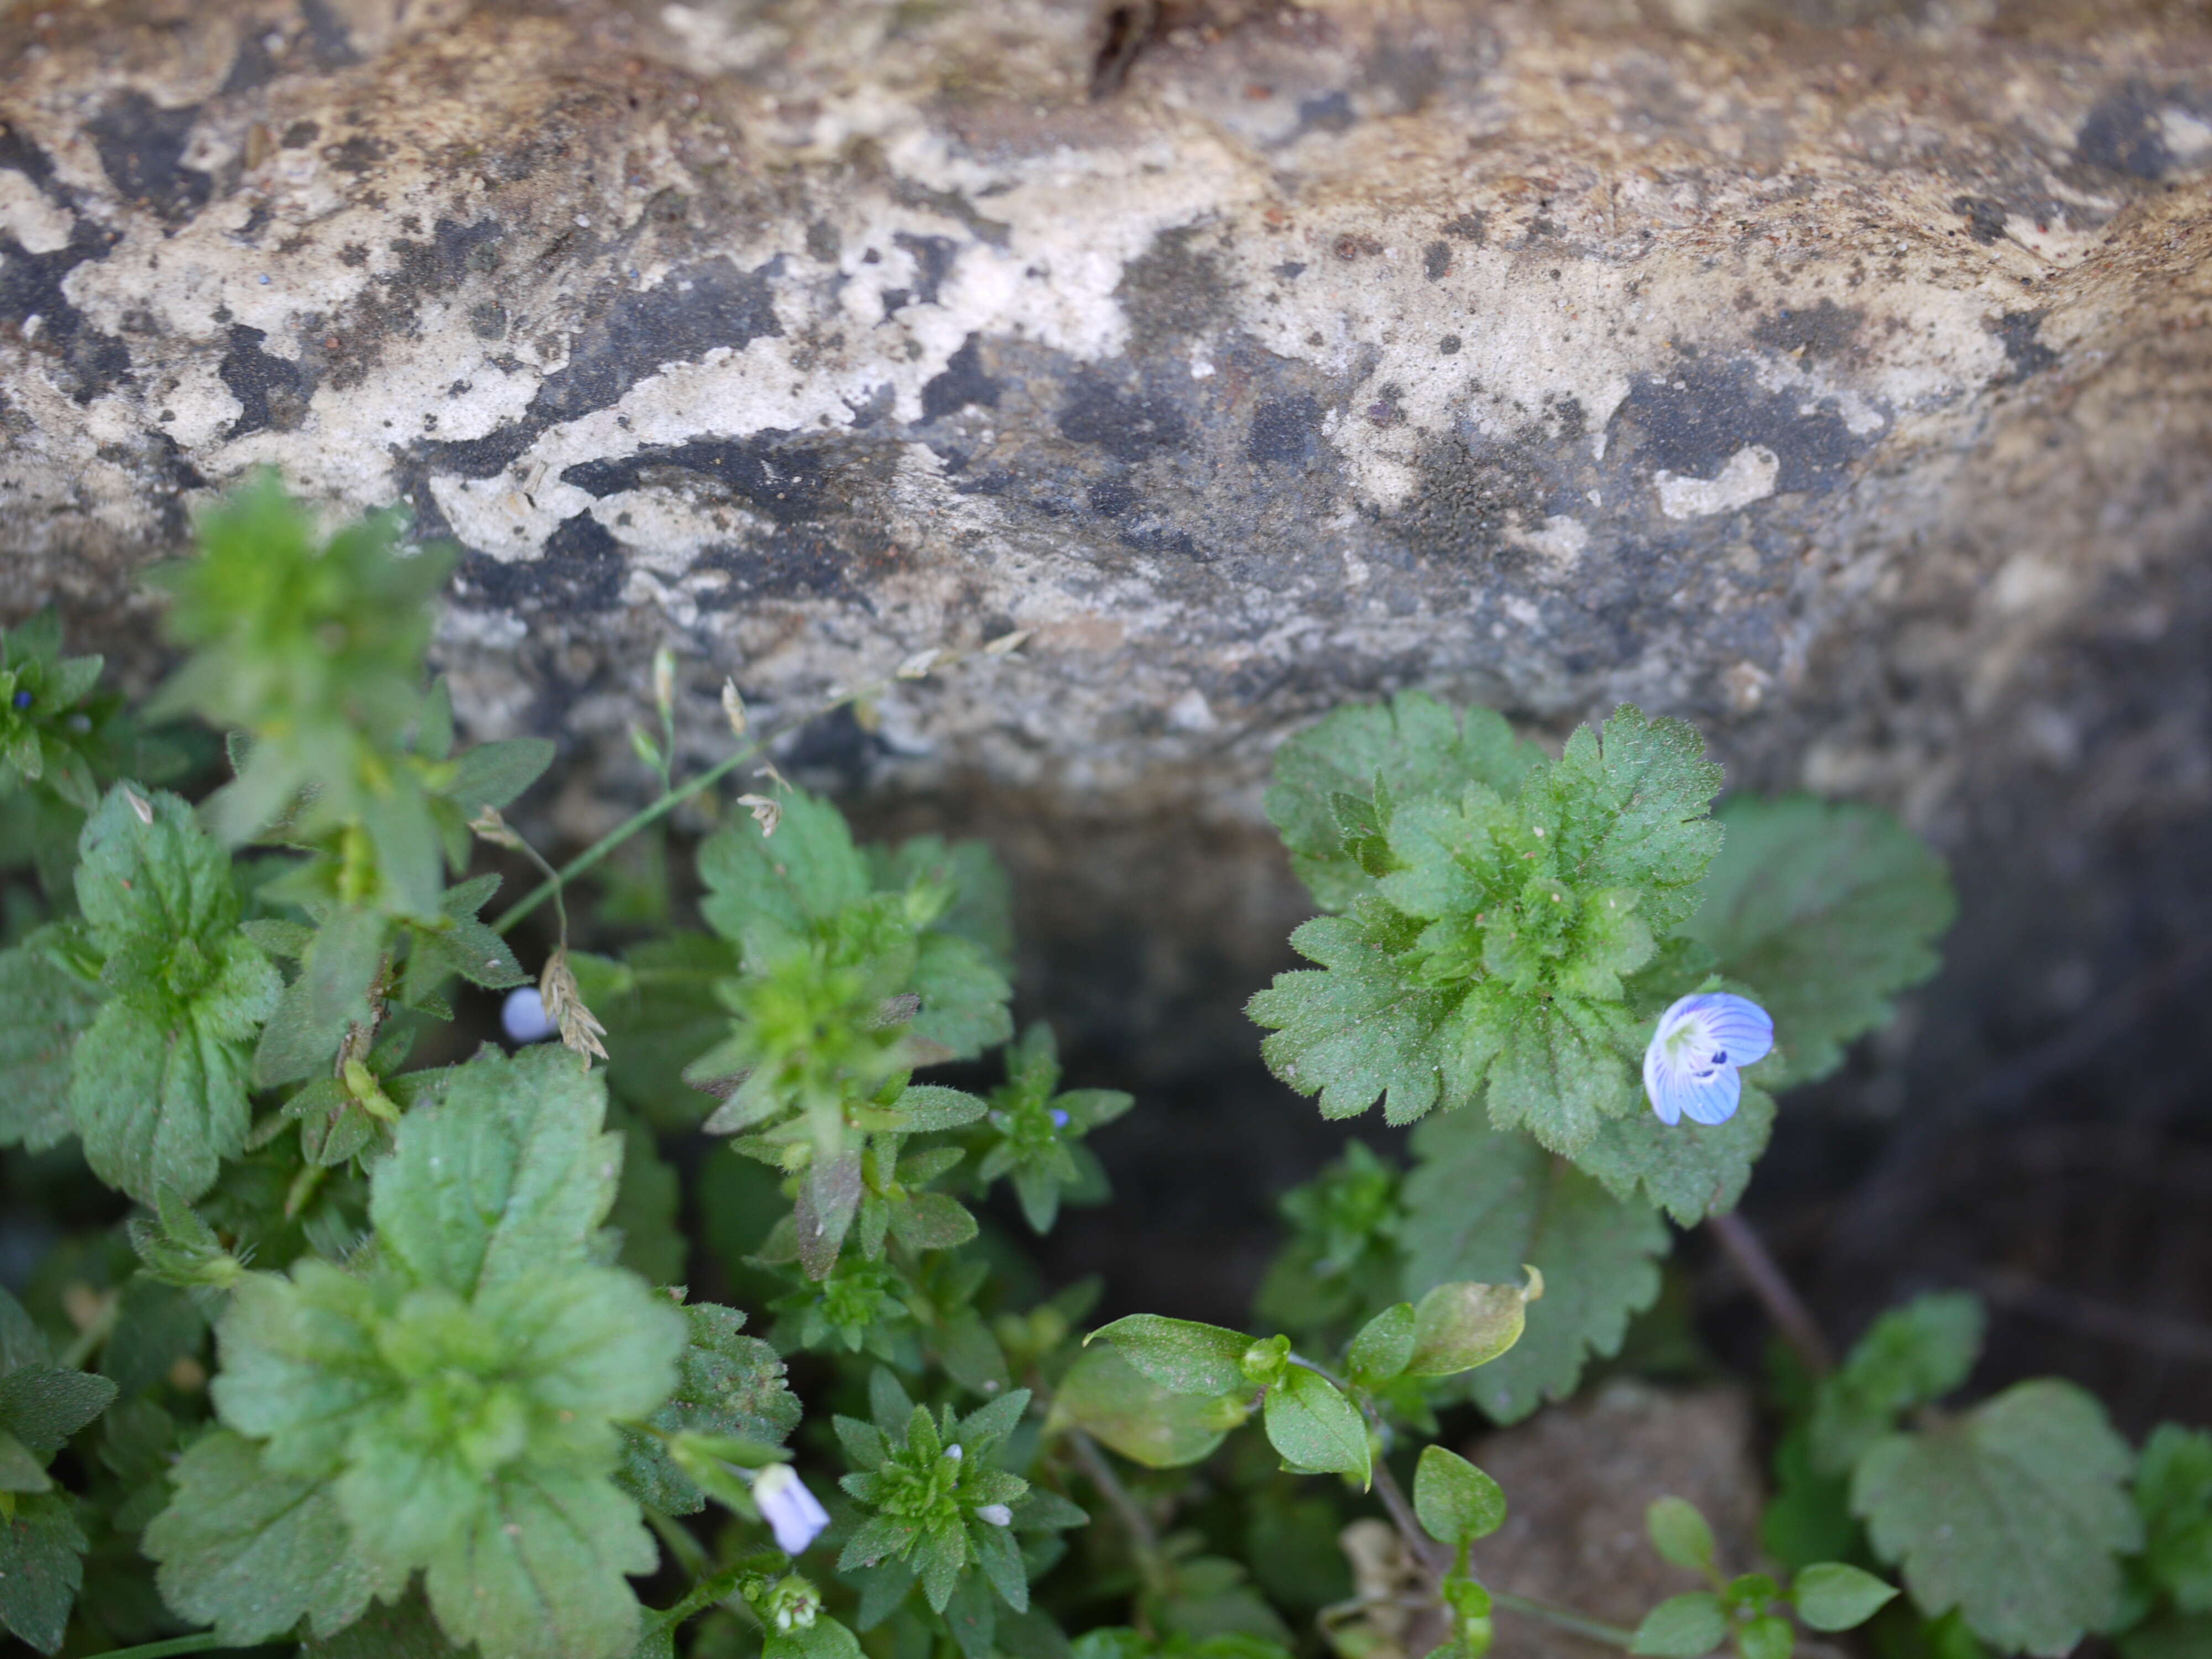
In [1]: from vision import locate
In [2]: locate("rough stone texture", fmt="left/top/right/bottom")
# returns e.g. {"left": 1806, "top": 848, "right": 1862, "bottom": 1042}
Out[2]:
{"left": 5, "top": 0, "right": 2212, "bottom": 1234}
{"left": 1465, "top": 1382, "right": 1769, "bottom": 1658}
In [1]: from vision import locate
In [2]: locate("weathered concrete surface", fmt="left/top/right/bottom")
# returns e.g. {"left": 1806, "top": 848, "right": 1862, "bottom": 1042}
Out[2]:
{"left": 4, "top": 1, "right": 2212, "bottom": 1113}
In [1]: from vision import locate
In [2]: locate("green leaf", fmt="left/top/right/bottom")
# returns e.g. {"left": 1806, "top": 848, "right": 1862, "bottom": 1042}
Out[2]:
{"left": 893, "top": 1084, "right": 991, "bottom": 1131}
{"left": 1811, "top": 1292, "right": 1984, "bottom": 1476}
{"left": 700, "top": 791, "right": 872, "bottom": 945}
{"left": 1647, "top": 1497, "right": 1717, "bottom": 1572}
{"left": 67, "top": 787, "right": 280, "bottom": 1200}
{"left": 1538, "top": 706, "right": 1724, "bottom": 935}
{"left": 448, "top": 738, "right": 556, "bottom": 813}
{"left": 0, "top": 1431, "right": 48, "bottom": 1493}
{"left": 1347, "top": 1303, "right": 1416, "bottom": 1384}
{"left": 1264, "top": 691, "right": 1545, "bottom": 910}
{"left": 1089, "top": 1316, "right": 1255, "bottom": 1397}
{"left": 257, "top": 906, "right": 386, "bottom": 1087}
{"left": 1400, "top": 1111, "right": 1665, "bottom": 1422}
{"left": 416, "top": 1469, "right": 658, "bottom": 1659}
{"left": 1262, "top": 1366, "right": 1370, "bottom": 1485}
{"left": 301, "top": 1587, "right": 471, "bottom": 1658}
{"left": 767, "top": 1615, "right": 867, "bottom": 1659}
{"left": 2124, "top": 1614, "right": 2212, "bottom": 1659}
{"left": 143, "top": 1426, "right": 386, "bottom": 1645}
{"left": 1791, "top": 1563, "right": 1898, "bottom": 1631}
{"left": 2135, "top": 1425, "right": 2212, "bottom": 1613}
{"left": 370, "top": 1043, "right": 626, "bottom": 1296}
{"left": 618, "top": 1304, "right": 800, "bottom": 1515}
{"left": 910, "top": 931, "right": 1015, "bottom": 1059}
{"left": 1851, "top": 1379, "right": 2142, "bottom": 1656}
{"left": 1736, "top": 1615, "right": 1792, "bottom": 1659}
{"left": 0, "top": 1491, "right": 87, "bottom": 1654}
{"left": 1249, "top": 902, "right": 1466, "bottom": 1126}
{"left": 1571, "top": 1085, "right": 1775, "bottom": 1224}
{"left": 1629, "top": 1592, "right": 1727, "bottom": 1657}
{"left": 1046, "top": 1345, "right": 1241, "bottom": 1470}
{"left": 1405, "top": 1279, "right": 1528, "bottom": 1377}
{"left": 0, "top": 940, "right": 100, "bottom": 1153}
{"left": 0, "top": 1365, "right": 116, "bottom": 1459}
{"left": 1680, "top": 796, "right": 1953, "bottom": 1088}
{"left": 1412, "top": 1446, "right": 1505, "bottom": 1546}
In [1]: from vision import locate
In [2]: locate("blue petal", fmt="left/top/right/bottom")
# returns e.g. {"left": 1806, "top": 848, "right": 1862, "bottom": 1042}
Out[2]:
{"left": 1677, "top": 1065, "right": 1743, "bottom": 1126}
{"left": 1642, "top": 1041, "right": 1681, "bottom": 1125}
{"left": 1693, "top": 994, "right": 1774, "bottom": 1067}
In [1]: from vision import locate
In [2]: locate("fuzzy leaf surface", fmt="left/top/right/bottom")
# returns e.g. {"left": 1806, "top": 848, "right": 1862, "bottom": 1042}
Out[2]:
{"left": 1572, "top": 1085, "right": 1776, "bottom": 1223}
{"left": 0, "top": 940, "right": 99, "bottom": 1152}
{"left": 617, "top": 1304, "right": 800, "bottom": 1515}
{"left": 1264, "top": 691, "right": 1546, "bottom": 910}
{"left": 1851, "top": 1380, "right": 2141, "bottom": 1656}
{"left": 1400, "top": 1111, "right": 1664, "bottom": 1422}
{"left": 0, "top": 1492, "right": 85, "bottom": 1654}
{"left": 143, "top": 1427, "right": 384, "bottom": 1645}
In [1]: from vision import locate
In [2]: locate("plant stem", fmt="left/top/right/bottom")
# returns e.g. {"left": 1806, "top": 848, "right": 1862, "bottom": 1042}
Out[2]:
{"left": 651, "top": 1558, "right": 750, "bottom": 1630}
{"left": 77, "top": 1636, "right": 229, "bottom": 1659}
{"left": 1708, "top": 1209, "right": 1834, "bottom": 1374}
{"left": 1489, "top": 1589, "right": 1637, "bottom": 1649}
{"left": 1067, "top": 1428, "right": 1167, "bottom": 1588}
{"left": 491, "top": 738, "right": 763, "bottom": 935}
{"left": 646, "top": 1505, "right": 712, "bottom": 1580}
{"left": 1369, "top": 1453, "right": 1451, "bottom": 1577}
{"left": 1371, "top": 1451, "right": 1634, "bottom": 1648}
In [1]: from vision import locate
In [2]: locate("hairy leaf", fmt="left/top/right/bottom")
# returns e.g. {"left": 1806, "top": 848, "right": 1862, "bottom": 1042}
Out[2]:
{"left": 1852, "top": 1380, "right": 2141, "bottom": 1656}
{"left": 618, "top": 1304, "right": 801, "bottom": 1515}
{"left": 144, "top": 1427, "right": 386, "bottom": 1645}
{"left": 369, "top": 1044, "right": 625, "bottom": 1296}
{"left": 0, "top": 939, "right": 100, "bottom": 1153}
{"left": 1812, "top": 1292, "right": 1985, "bottom": 1476}
{"left": 1400, "top": 1112, "right": 1665, "bottom": 1422}
{"left": 1572, "top": 1084, "right": 1775, "bottom": 1224}
{"left": 1413, "top": 1446, "right": 1505, "bottom": 1546}
{"left": 1264, "top": 691, "right": 1546, "bottom": 910}
{"left": 1089, "top": 1316, "right": 1253, "bottom": 1397}
{"left": 1047, "top": 1346, "right": 1239, "bottom": 1470}
{"left": 1262, "top": 1368, "right": 1369, "bottom": 1485}
{"left": 1680, "top": 796, "right": 1953, "bottom": 1088}
{"left": 0, "top": 1492, "right": 86, "bottom": 1654}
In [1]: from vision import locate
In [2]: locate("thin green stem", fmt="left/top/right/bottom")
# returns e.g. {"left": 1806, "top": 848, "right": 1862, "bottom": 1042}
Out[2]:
{"left": 651, "top": 1558, "right": 750, "bottom": 1631}
{"left": 1489, "top": 1589, "right": 1636, "bottom": 1649}
{"left": 492, "top": 739, "right": 762, "bottom": 935}
{"left": 77, "top": 1636, "right": 230, "bottom": 1659}
{"left": 646, "top": 1504, "right": 712, "bottom": 1580}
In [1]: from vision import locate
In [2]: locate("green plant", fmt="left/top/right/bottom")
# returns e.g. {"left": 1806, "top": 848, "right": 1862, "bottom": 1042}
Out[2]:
{"left": 0, "top": 477, "right": 2192, "bottom": 1659}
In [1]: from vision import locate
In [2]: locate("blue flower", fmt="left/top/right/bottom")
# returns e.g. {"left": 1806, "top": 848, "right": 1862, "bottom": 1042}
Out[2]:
{"left": 752, "top": 1462, "right": 832, "bottom": 1556}
{"left": 1642, "top": 993, "right": 1773, "bottom": 1126}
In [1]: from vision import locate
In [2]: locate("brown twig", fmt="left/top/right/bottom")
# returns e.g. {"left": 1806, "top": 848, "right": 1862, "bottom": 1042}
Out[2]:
{"left": 1709, "top": 1209, "right": 1835, "bottom": 1374}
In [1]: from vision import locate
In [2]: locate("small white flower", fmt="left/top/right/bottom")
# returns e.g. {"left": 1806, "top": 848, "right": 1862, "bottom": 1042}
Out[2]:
{"left": 975, "top": 1504, "right": 1013, "bottom": 1527}
{"left": 943, "top": 1444, "right": 963, "bottom": 1461}
{"left": 1642, "top": 993, "right": 1774, "bottom": 1126}
{"left": 752, "top": 1463, "right": 831, "bottom": 1556}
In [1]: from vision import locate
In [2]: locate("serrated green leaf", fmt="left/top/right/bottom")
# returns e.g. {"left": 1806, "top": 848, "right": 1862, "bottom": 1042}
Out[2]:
{"left": 1400, "top": 1111, "right": 1664, "bottom": 1422}
{"left": 1250, "top": 903, "right": 1467, "bottom": 1125}
{"left": 144, "top": 1426, "right": 386, "bottom": 1645}
{"left": 1262, "top": 1367, "right": 1369, "bottom": 1485}
{"left": 893, "top": 1084, "right": 990, "bottom": 1131}
{"left": 1572, "top": 1084, "right": 1775, "bottom": 1223}
{"left": 0, "top": 940, "right": 100, "bottom": 1153}
{"left": 1681, "top": 796, "right": 1953, "bottom": 1088}
{"left": 1812, "top": 1292, "right": 1985, "bottom": 1476}
{"left": 701, "top": 792, "right": 872, "bottom": 945}
{"left": 0, "top": 1491, "right": 87, "bottom": 1653}
{"left": 618, "top": 1304, "right": 800, "bottom": 1515}
{"left": 1046, "top": 1345, "right": 1239, "bottom": 1470}
{"left": 1264, "top": 691, "right": 1546, "bottom": 910}
{"left": 1412, "top": 1446, "right": 1505, "bottom": 1546}
{"left": 70, "top": 994, "right": 266, "bottom": 1204}
{"left": 370, "top": 1044, "right": 625, "bottom": 1296}
{"left": 1791, "top": 1562, "right": 1898, "bottom": 1630}
{"left": 1851, "top": 1379, "right": 2141, "bottom": 1656}
{"left": 1538, "top": 707, "right": 1724, "bottom": 935}
{"left": 1089, "top": 1316, "right": 1254, "bottom": 1397}
{"left": 1647, "top": 1496, "right": 1716, "bottom": 1571}
{"left": 910, "top": 931, "right": 1014, "bottom": 1058}
{"left": 1630, "top": 1593, "right": 1727, "bottom": 1657}
{"left": 415, "top": 1468, "right": 658, "bottom": 1659}
{"left": 2135, "top": 1425, "right": 2212, "bottom": 1613}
